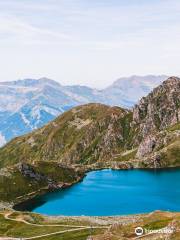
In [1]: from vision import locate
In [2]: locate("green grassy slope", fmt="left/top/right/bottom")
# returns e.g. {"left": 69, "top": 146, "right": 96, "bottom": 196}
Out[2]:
{"left": 0, "top": 104, "right": 134, "bottom": 168}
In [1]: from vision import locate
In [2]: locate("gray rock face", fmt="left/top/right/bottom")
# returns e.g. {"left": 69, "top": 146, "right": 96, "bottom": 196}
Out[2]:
{"left": 136, "top": 135, "right": 156, "bottom": 158}
{"left": 133, "top": 77, "right": 180, "bottom": 158}
{"left": 18, "top": 163, "right": 47, "bottom": 181}
{"left": 136, "top": 127, "right": 180, "bottom": 159}
{"left": 133, "top": 77, "right": 180, "bottom": 140}
{"left": 18, "top": 163, "right": 56, "bottom": 188}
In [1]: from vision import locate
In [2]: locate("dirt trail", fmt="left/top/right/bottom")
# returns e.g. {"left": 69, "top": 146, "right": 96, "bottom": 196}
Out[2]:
{"left": 3, "top": 212, "right": 92, "bottom": 228}
{"left": 24, "top": 227, "right": 91, "bottom": 240}
{"left": 1, "top": 212, "right": 108, "bottom": 240}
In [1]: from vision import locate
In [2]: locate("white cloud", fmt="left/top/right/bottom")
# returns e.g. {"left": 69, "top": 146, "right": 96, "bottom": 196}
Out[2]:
{"left": 0, "top": 15, "right": 71, "bottom": 46}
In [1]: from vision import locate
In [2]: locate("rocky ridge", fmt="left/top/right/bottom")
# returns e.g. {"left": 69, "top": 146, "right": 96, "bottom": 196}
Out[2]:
{"left": 133, "top": 76, "right": 180, "bottom": 138}
{"left": 133, "top": 77, "right": 180, "bottom": 167}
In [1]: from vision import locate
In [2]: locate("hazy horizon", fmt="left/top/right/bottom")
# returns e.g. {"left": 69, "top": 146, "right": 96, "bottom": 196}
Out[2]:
{"left": 0, "top": 74, "right": 171, "bottom": 89}
{"left": 0, "top": 0, "right": 180, "bottom": 88}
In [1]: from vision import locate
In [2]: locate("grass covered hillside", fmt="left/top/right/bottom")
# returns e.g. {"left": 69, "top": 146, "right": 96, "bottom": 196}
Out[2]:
{"left": 0, "top": 103, "right": 135, "bottom": 168}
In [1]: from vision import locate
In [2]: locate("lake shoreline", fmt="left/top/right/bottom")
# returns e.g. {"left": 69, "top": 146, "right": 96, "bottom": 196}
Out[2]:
{"left": 12, "top": 166, "right": 180, "bottom": 216}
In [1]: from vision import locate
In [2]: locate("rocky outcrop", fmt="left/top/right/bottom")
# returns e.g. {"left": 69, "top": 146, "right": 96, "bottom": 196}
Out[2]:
{"left": 133, "top": 77, "right": 180, "bottom": 158}
{"left": 133, "top": 77, "right": 180, "bottom": 140}
{"left": 136, "top": 135, "right": 156, "bottom": 158}
{"left": 18, "top": 163, "right": 46, "bottom": 181}
{"left": 18, "top": 163, "right": 60, "bottom": 189}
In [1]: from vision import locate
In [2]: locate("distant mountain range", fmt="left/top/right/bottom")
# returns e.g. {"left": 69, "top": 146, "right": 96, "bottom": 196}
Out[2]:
{"left": 0, "top": 75, "right": 168, "bottom": 146}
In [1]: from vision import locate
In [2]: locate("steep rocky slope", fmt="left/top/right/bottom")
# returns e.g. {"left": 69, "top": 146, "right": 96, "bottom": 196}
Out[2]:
{"left": 0, "top": 77, "right": 179, "bottom": 206}
{"left": 133, "top": 76, "right": 180, "bottom": 139}
{"left": 133, "top": 77, "right": 180, "bottom": 168}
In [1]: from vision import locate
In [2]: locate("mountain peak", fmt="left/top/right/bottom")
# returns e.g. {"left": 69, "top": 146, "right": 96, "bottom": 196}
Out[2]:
{"left": 0, "top": 77, "right": 61, "bottom": 88}
{"left": 162, "top": 76, "right": 180, "bottom": 85}
{"left": 113, "top": 74, "right": 168, "bottom": 84}
{"left": 133, "top": 75, "right": 180, "bottom": 139}
{"left": 37, "top": 77, "right": 61, "bottom": 86}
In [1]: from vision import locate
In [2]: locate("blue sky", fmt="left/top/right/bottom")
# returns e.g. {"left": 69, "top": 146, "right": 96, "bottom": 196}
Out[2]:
{"left": 0, "top": 0, "right": 180, "bottom": 88}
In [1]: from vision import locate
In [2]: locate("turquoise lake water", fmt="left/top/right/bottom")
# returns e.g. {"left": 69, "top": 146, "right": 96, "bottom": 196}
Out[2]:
{"left": 16, "top": 169, "right": 180, "bottom": 216}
